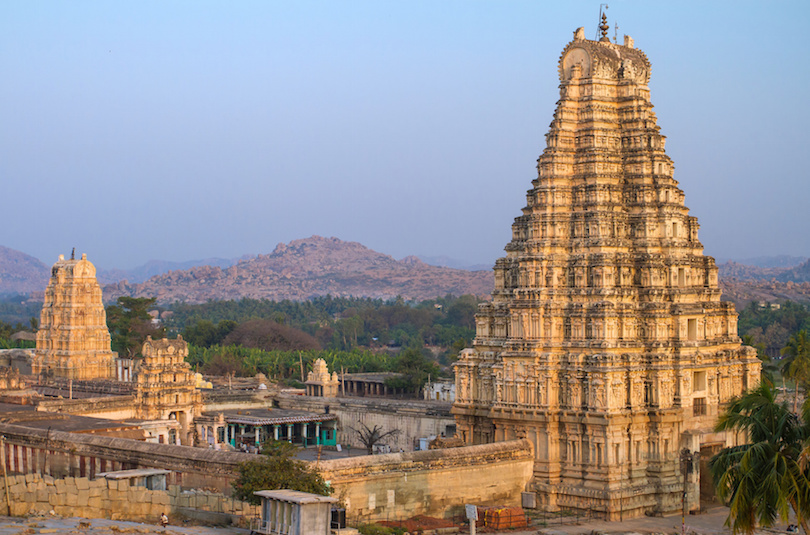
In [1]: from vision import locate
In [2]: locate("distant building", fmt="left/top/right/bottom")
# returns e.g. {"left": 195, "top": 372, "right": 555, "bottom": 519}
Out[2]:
{"left": 423, "top": 379, "right": 455, "bottom": 402}
{"left": 304, "top": 358, "right": 339, "bottom": 397}
{"left": 196, "top": 408, "right": 338, "bottom": 450}
{"left": 340, "top": 372, "right": 412, "bottom": 398}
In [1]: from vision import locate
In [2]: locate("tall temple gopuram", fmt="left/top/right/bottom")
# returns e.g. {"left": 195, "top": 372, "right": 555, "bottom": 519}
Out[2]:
{"left": 452, "top": 25, "right": 761, "bottom": 519}
{"left": 32, "top": 252, "right": 117, "bottom": 380}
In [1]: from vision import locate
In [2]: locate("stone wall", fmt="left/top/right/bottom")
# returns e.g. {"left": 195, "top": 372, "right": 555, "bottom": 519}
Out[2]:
{"left": 1, "top": 473, "right": 258, "bottom": 522}
{"left": 0, "top": 423, "right": 254, "bottom": 493}
{"left": 1, "top": 423, "right": 534, "bottom": 523}
{"left": 318, "top": 439, "right": 534, "bottom": 521}
{"left": 276, "top": 394, "right": 455, "bottom": 452}
{"left": 203, "top": 391, "right": 271, "bottom": 412}
{"left": 35, "top": 396, "right": 137, "bottom": 420}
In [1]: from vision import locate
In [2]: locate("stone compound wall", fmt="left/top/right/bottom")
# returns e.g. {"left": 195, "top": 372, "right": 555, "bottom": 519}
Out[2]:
{"left": 36, "top": 396, "right": 137, "bottom": 420}
{"left": 0, "top": 423, "right": 255, "bottom": 493}
{"left": 2, "top": 473, "right": 258, "bottom": 522}
{"left": 275, "top": 394, "right": 455, "bottom": 452}
{"left": 318, "top": 439, "right": 534, "bottom": 521}
{"left": 1, "top": 423, "right": 533, "bottom": 523}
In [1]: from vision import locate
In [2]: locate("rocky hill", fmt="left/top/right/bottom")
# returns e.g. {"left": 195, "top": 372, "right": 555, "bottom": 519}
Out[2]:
{"left": 719, "top": 278, "right": 810, "bottom": 309}
{"left": 0, "top": 246, "right": 49, "bottom": 296}
{"left": 96, "top": 257, "right": 242, "bottom": 284}
{"left": 717, "top": 258, "right": 810, "bottom": 307}
{"left": 102, "top": 236, "right": 495, "bottom": 304}
{"left": 5, "top": 239, "right": 809, "bottom": 308}
{"left": 776, "top": 259, "right": 810, "bottom": 283}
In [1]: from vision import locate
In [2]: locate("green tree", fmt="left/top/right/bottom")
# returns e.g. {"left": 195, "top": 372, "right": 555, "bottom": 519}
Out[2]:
{"left": 710, "top": 383, "right": 810, "bottom": 535}
{"left": 231, "top": 439, "right": 331, "bottom": 504}
{"left": 384, "top": 347, "right": 440, "bottom": 394}
{"left": 106, "top": 297, "right": 165, "bottom": 358}
{"left": 182, "top": 319, "right": 237, "bottom": 347}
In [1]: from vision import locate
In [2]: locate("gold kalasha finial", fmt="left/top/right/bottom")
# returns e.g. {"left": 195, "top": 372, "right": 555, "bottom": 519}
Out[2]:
{"left": 600, "top": 13, "right": 610, "bottom": 41}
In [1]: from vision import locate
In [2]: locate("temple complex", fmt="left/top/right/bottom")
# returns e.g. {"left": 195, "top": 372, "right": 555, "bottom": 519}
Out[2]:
{"left": 32, "top": 252, "right": 117, "bottom": 380}
{"left": 452, "top": 25, "right": 761, "bottom": 519}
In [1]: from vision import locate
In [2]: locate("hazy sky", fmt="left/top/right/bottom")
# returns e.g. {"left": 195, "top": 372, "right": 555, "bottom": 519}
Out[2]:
{"left": 2, "top": 1, "right": 808, "bottom": 270}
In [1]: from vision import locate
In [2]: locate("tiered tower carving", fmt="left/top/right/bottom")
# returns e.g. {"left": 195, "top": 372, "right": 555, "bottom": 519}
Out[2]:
{"left": 135, "top": 336, "right": 202, "bottom": 445}
{"left": 33, "top": 253, "right": 116, "bottom": 380}
{"left": 452, "top": 28, "right": 760, "bottom": 518}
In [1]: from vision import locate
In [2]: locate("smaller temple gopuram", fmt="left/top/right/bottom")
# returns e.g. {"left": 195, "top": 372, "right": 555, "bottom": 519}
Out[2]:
{"left": 305, "top": 358, "right": 340, "bottom": 397}
{"left": 32, "top": 252, "right": 117, "bottom": 380}
{"left": 134, "top": 336, "right": 202, "bottom": 445}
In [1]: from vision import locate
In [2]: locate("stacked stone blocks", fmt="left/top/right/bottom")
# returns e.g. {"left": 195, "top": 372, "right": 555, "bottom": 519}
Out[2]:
{"left": 2, "top": 473, "right": 257, "bottom": 521}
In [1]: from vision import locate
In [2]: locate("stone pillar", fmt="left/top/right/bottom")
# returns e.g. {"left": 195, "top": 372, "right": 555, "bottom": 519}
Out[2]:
{"left": 287, "top": 424, "right": 293, "bottom": 442}
{"left": 273, "top": 425, "right": 280, "bottom": 441}
{"left": 255, "top": 427, "right": 260, "bottom": 445}
{"left": 315, "top": 423, "right": 321, "bottom": 446}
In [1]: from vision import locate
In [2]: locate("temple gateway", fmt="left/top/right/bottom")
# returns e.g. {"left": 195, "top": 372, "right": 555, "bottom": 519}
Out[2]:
{"left": 32, "top": 252, "right": 117, "bottom": 380}
{"left": 452, "top": 26, "right": 760, "bottom": 519}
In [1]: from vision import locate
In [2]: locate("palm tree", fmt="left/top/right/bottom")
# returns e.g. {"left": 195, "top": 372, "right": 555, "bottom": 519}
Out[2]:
{"left": 710, "top": 382, "right": 810, "bottom": 535}
{"left": 782, "top": 331, "right": 810, "bottom": 413}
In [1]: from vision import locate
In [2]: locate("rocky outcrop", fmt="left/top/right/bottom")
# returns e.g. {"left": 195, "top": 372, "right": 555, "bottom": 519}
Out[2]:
{"left": 0, "top": 245, "right": 49, "bottom": 296}
{"left": 103, "top": 236, "right": 494, "bottom": 304}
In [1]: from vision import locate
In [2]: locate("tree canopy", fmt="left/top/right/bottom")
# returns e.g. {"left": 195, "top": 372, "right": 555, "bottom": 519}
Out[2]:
{"left": 231, "top": 439, "right": 331, "bottom": 505}
{"left": 106, "top": 296, "right": 165, "bottom": 358}
{"left": 710, "top": 383, "right": 810, "bottom": 535}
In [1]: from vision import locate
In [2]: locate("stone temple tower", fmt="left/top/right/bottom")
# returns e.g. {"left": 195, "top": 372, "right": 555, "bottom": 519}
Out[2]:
{"left": 452, "top": 27, "right": 761, "bottom": 519}
{"left": 135, "top": 336, "right": 202, "bottom": 445}
{"left": 33, "top": 253, "right": 117, "bottom": 380}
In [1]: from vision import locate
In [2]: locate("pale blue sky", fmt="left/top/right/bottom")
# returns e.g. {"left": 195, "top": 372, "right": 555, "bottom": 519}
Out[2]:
{"left": 2, "top": 1, "right": 808, "bottom": 270}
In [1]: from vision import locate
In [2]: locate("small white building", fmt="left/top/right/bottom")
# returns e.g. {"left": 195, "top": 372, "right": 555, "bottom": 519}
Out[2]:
{"left": 423, "top": 379, "right": 455, "bottom": 402}
{"left": 252, "top": 489, "right": 337, "bottom": 535}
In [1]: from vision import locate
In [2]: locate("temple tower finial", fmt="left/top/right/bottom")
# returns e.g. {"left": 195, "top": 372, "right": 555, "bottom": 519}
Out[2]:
{"left": 600, "top": 12, "right": 610, "bottom": 41}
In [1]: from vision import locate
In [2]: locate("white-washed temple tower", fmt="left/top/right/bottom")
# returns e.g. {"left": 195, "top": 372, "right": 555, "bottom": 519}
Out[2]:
{"left": 452, "top": 25, "right": 760, "bottom": 519}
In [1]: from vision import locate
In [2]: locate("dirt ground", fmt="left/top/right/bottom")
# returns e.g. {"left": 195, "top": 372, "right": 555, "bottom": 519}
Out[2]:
{"left": 474, "top": 505, "right": 783, "bottom": 535}
{"left": 0, "top": 505, "right": 793, "bottom": 535}
{"left": 0, "top": 516, "right": 250, "bottom": 535}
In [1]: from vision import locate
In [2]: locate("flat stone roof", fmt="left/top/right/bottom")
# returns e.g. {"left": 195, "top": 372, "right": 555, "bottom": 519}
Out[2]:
{"left": 0, "top": 403, "right": 143, "bottom": 434}
{"left": 96, "top": 468, "right": 170, "bottom": 480}
{"left": 254, "top": 489, "right": 337, "bottom": 504}
{"left": 211, "top": 408, "right": 337, "bottom": 426}
{"left": 341, "top": 372, "right": 401, "bottom": 383}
